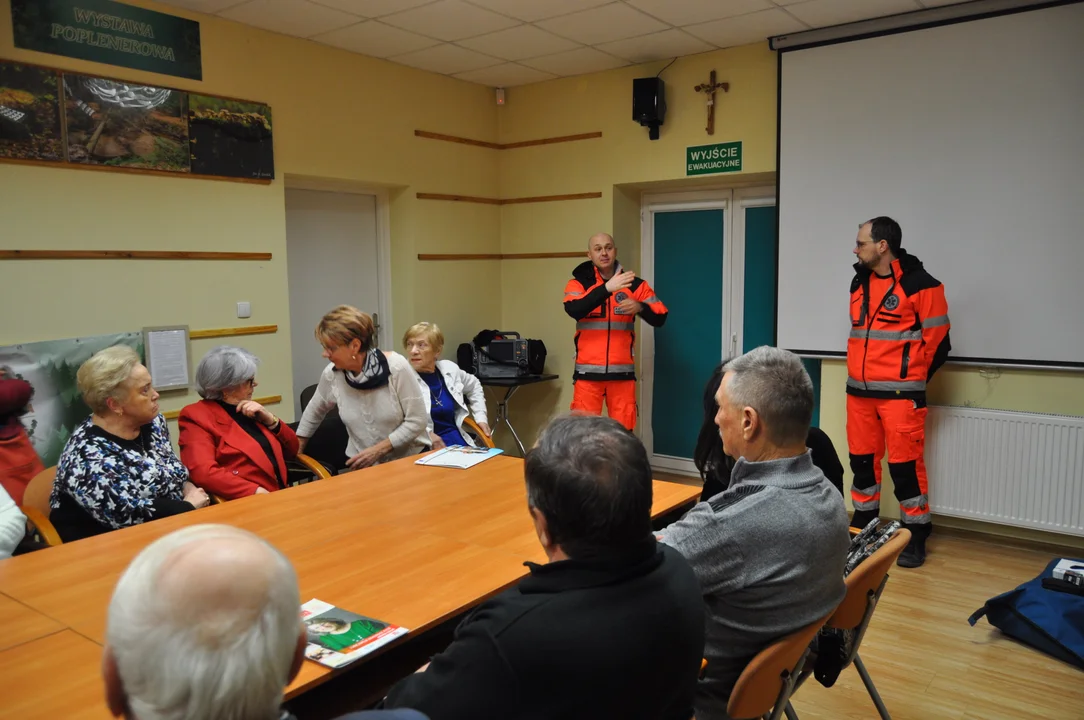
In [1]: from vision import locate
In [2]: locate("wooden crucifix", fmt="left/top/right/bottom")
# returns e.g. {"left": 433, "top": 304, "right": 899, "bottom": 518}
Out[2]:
{"left": 694, "top": 70, "right": 729, "bottom": 135}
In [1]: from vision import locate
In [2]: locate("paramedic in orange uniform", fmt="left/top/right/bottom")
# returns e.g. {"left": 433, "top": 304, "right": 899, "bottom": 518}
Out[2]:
{"left": 563, "top": 233, "right": 668, "bottom": 431}
{"left": 847, "top": 216, "right": 950, "bottom": 568}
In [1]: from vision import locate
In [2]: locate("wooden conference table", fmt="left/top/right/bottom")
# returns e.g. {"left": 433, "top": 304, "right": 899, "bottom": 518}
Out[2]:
{"left": 0, "top": 455, "right": 700, "bottom": 719}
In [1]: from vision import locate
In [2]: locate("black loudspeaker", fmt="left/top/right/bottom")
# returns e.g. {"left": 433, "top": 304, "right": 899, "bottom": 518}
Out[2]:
{"left": 632, "top": 77, "right": 666, "bottom": 140}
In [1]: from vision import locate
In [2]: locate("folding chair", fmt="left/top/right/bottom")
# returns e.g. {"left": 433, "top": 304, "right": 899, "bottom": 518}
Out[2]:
{"left": 725, "top": 611, "right": 835, "bottom": 720}
{"left": 792, "top": 527, "right": 912, "bottom": 720}
{"left": 19, "top": 466, "right": 62, "bottom": 547}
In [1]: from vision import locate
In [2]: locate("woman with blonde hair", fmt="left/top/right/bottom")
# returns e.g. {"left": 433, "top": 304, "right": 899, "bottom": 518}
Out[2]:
{"left": 403, "top": 322, "right": 489, "bottom": 449}
{"left": 296, "top": 306, "right": 427, "bottom": 470}
{"left": 50, "top": 345, "right": 208, "bottom": 542}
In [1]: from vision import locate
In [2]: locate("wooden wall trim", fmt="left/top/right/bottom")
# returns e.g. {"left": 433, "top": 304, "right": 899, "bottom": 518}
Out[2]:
{"left": 415, "top": 193, "right": 502, "bottom": 205}
{"left": 501, "top": 192, "right": 602, "bottom": 205}
{"left": 499, "top": 132, "right": 603, "bottom": 150}
{"left": 0, "top": 157, "right": 273, "bottom": 185}
{"left": 418, "top": 252, "right": 585, "bottom": 261}
{"left": 414, "top": 130, "right": 601, "bottom": 150}
{"left": 416, "top": 192, "right": 601, "bottom": 205}
{"left": 413, "top": 130, "right": 501, "bottom": 150}
{"left": 0, "top": 250, "right": 273, "bottom": 261}
{"left": 163, "top": 395, "right": 282, "bottom": 420}
{"left": 190, "top": 325, "right": 278, "bottom": 340}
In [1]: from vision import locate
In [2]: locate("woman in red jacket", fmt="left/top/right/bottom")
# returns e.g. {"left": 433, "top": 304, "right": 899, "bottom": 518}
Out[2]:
{"left": 0, "top": 370, "right": 44, "bottom": 506}
{"left": 179, "top": 346, "right": 298, "bottom": 500}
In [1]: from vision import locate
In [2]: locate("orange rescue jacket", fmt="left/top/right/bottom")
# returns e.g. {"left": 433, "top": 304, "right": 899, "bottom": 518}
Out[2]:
{"left": 847, "top": 251, "right": 950, "bottom": 400}
{"left": 564, "top": 261, "right": 668, "bottom": 381}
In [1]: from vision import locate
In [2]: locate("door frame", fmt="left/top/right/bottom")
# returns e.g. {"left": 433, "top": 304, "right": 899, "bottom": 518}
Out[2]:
{"left": 729, "top": 187, "right": 778, "bottom": 358}
{"left": 283, "top": 176, "right": 394, "bottom": 348}
{"left": 640, "top": 190, "right": 732, "bottom": 476}
{"left": 639, "top": 187, "right": 776, "bottom": 475}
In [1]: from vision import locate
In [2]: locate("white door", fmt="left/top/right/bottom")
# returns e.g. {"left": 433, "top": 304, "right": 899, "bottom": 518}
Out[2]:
{"left": 285, "top": 189, "right": 380, "bottom": 418}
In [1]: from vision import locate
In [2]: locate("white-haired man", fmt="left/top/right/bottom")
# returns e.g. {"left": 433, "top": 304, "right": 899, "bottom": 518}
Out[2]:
{"left": 102, "top": 524, "right": 426, "bottom": 720}
{"left": 658, "top": 347, "right": 850, "bottom": 720}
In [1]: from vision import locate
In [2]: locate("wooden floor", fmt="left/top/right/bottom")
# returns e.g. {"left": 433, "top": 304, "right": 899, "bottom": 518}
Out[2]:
{"left": 790, "top": 532, "right": 1084, "bottom": 720}
{"left": 651, "top": 471, "right": 1084, "bottom": 720}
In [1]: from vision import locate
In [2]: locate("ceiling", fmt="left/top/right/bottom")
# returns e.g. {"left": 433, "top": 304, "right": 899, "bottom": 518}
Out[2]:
{"left": 161, "top": 0, "right": 975, "bottom": 87}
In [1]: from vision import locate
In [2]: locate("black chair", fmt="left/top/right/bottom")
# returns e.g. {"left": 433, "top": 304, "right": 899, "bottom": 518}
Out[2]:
{"left": 288, "top": 383, "right": 349, "bottom": 474}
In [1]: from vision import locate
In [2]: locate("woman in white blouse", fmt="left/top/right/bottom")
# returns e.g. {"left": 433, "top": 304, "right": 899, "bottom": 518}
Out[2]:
{"left": 296, "top": 306, "right": 428, "bottom": 470}
{"left": 403, "top": 322, "right": 490, "bottom": 449}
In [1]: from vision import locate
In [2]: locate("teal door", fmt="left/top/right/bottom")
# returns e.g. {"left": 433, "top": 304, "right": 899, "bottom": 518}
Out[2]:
{"left": 651, "top": 209, "right": 724, "bottom": 458}
{"left": 742, "top": 205, "right": 777, "bottom": 352}
{"left": 739, "top": 203, "right": 819, "bottom": 425}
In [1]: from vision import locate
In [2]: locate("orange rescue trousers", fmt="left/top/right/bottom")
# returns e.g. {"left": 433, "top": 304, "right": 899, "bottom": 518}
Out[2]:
{"left": 847, "top": 395, "right": 931, "bottom": 531}
{"left": 570, "top": 379, "right": 637, "bottom": 431}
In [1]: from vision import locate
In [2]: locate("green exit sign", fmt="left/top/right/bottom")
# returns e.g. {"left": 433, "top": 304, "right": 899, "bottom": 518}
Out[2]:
{"left": 686, "top": 141, "right": 742, "bottom": 176}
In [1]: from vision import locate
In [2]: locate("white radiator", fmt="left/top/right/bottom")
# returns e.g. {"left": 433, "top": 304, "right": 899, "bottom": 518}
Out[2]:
{"left": 926, "top": 406, "right": 1084, "bottom": 537}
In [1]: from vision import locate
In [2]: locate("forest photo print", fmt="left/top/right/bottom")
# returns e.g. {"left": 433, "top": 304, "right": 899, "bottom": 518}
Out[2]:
{"left": 0, "top": 61, "right": 64, "bottom": 162}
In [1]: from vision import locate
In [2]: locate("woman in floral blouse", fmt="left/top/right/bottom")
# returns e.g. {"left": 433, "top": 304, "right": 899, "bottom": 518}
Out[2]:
{"left": 50, "top": 346, "right": 209, "bottom": 542}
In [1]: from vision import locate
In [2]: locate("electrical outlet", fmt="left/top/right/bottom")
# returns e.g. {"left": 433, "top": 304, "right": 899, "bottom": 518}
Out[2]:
{"left": 236, "top": 302, "right": 251, "bottom": 319}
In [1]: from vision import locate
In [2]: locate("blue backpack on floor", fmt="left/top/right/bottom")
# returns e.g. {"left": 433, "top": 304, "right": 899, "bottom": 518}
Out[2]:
{"left": 969, "top": 558, "right": 1084, "bottom": 670}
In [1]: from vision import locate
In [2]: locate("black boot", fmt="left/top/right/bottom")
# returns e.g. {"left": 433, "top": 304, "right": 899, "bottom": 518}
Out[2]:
{"left": 896, "top": 523, "right": 931, "bottom": 568}
{"left": 850, "top": 508, "right": 880, "bottom": 530}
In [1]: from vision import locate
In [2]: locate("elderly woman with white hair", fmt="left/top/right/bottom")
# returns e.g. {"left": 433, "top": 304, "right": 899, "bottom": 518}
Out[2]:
{"left": 179, "top": 346, "right": 299, "bottom": 500}
{"left": 402, "top": 322, "right": 490, "bottom": 449}
{"left": 50, "top": 345, "right": 208, "bottom": 543}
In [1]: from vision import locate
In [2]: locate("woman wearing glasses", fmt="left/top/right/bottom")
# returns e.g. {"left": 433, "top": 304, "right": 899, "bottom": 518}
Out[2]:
{"left": 296, "top": 306, "right": 428, "bottom": 471}
{"left": 179, "top": 346, "right": 299, "bottom": 500}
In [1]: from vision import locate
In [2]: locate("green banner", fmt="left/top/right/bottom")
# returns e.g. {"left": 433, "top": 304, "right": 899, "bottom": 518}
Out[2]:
{"left": 686, "top": 141, "right": 742, "bottom": 176}
{"left": 11, "top": 0, "right": 202, "bottom": 80}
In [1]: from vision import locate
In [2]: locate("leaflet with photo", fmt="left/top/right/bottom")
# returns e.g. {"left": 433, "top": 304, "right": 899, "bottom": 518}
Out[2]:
{"left": 301, "top": 599, "right": 408, "bottom": 669}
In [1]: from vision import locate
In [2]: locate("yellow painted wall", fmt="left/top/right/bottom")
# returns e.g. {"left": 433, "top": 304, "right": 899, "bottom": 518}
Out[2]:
{"left": 3, "top": 0, "right": 1080, "bottom": 548}
{"left": 0, "top": 0, "right": 501, "bottom": 426}
{"left": 493, "top": 43, "right": 778, "bottom": 451}
{"left": 490, "top": 41, "right": 1084, "bottom": 549}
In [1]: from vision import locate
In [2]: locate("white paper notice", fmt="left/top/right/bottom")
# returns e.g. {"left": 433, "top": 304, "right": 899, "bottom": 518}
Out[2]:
{"left": 147, "top": 329, "right": 189, "bottom": 389}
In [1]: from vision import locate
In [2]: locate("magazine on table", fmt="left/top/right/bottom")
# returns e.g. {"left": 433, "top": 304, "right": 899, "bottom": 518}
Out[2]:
{"left": 414, "top": 445, "right": 504, "bottom": 469}
{"left": 301, "top": 599, "right": 409, "bottom": 668}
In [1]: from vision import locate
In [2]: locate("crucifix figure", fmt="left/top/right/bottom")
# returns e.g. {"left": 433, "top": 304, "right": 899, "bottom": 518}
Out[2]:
{"left": 694, "top": 70, "right": 729, "bottom": 135}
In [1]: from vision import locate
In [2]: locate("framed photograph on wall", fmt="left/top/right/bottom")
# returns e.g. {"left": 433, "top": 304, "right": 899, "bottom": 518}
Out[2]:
{"left": 0, "top": 60, "right": 64, "bottom": 161}
{"left": 63, "top": 73, "right": 190, "bottom": 172}
{"left": 143, "top": 325, "right": 192, "bottom": 392}
{"left": 188, "top": 94, "right": 274, "bottom": 179}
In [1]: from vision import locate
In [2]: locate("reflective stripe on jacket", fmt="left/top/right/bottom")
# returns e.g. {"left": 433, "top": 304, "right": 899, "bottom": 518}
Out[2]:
{"left": 846, "top": 250, "right": 950, "bottom": 400}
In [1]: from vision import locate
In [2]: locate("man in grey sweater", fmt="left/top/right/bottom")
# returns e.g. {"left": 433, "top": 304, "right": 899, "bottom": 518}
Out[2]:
{"left": 658, "top": 347, "right": 850, "bottom": 720}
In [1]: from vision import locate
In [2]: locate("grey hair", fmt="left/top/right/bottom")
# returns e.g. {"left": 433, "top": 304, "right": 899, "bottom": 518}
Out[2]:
{"left": 524, "top": 415, "right": 652, "bottom": 559}
{"left": 723, "top": 346, "right": 813, "bottom": 447}
{"left": 195, "top": 346, "right": 259, "bottom": 400}
{"left": 106, "top": 524, "right": 300, "bottom": 720}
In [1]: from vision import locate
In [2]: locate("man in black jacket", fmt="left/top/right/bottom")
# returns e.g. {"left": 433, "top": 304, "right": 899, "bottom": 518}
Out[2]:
{"left": 384, "top": 415, "right": 706, "bottom": 720}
